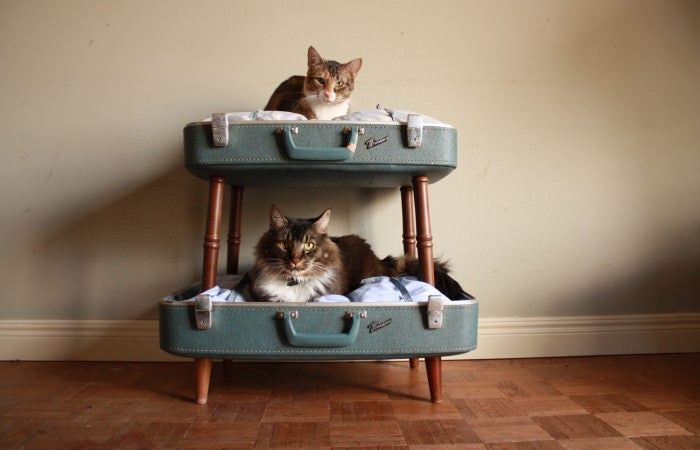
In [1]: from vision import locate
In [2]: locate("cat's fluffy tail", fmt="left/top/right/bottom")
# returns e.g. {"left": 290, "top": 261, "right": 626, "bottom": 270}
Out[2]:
{"left": 381, "top": 256, "right": 474, "bottom": 300}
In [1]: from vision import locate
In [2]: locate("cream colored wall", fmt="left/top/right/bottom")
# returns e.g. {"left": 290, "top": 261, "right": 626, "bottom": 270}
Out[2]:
{"left": 1, "top": 0, "right": 698, "bottom": 326}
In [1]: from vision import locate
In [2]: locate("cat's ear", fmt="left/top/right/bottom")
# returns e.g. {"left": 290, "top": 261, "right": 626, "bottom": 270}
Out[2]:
{"left": 269, "top": 205, "right": 288, "bottom": 230}
{"left": 307, "top": 46, "right": 324, "bottom": 67}
{"left": 312, "top": 208, "right": 331, "bottom": 234}
{"left": 343, "top": 58, "right": 362, "bottom": 78}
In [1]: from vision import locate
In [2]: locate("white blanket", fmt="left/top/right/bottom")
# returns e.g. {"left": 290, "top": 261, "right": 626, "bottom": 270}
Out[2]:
{"left": 200, "top": 107, "right": 450, "bottom": 126}
{"left": 188, "top": 275, "right": 449, "bottom": 304}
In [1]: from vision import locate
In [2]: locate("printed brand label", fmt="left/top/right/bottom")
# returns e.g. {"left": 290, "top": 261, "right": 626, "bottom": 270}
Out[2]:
{"left": 364, "top": 136, "right": 389, "bottom": 150}
{"left": 367, "top": 318, "right": 392, "bottom": 333}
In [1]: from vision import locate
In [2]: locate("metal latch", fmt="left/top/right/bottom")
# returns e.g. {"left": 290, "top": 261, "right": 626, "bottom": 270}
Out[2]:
{"left": 406, "top": 114, "right": 424, "bottom": 148}
{"left": 427, "top": 295, "right": 444, "bottom": 329}
{"left": 194, "top": 295, "right": 213, "bottom": 330}
{"left": 211, "top": 113, "right": 229, "bottom": 147}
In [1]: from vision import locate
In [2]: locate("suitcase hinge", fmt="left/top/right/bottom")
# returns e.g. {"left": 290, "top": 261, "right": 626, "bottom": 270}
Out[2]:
{"left": 194, "top": 295, "right": 213, "bottom": 330}
{"left": 211, "top": 113, "right": 229, "bottom": 147}
{"left": 406, "top": 114, "right": 424, "bottom": 148}
{"left": 427, "top": 295, "right": 444, "bottom": 329}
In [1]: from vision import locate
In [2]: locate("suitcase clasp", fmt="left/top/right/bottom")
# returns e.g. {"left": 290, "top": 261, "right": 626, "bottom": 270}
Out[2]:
{"left": 194, "top": 295, "right": 213, "bottom": 330}
{"left": 427, "top": 296, "right": 444, "bottom": 329}
{"left": 406, "top": 114, "right": 424, "bottom": 148}
{"left": 211, "top": 113, "right": 229, "bottom": 147}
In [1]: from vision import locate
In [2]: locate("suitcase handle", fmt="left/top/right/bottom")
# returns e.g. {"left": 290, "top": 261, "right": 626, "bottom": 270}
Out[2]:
{"left": 279, "top": 310, "right": 363, "bottom": 347}
{"left": 281, "top": 126, "right": 359, "bottom": 161}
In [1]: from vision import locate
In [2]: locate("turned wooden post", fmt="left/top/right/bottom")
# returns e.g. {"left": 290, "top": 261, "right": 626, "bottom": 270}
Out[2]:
{"left": 400, "top": 186, "right": 418, "bottom": 259}
{"left": 412, "top": 175, "right": 442, "bottom": 403}
{"left": 226, "top": 186, "right": 244, "bottom": 275}
{"left": 223, "top": 186, "right": 243, "bottom": 374}
{"left": 196, "top": 176, "right": 225, "bottom": 405}
{"left": 413, "top": 176, "right": 435, "bottom": 286}
{"left": 202, "top": 177, "right": 225, "bottom": 290}
{"left": 401, "top": 186, "right": 420, "bottom": 370}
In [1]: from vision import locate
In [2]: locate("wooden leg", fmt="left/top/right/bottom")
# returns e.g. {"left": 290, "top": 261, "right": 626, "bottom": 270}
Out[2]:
{"left": 196, "top": 177, "right": 225, "bottom": 405}
{"left": 400, "top": 186, "right": 418, "bottom": 259}
{"left": 223, "top": 186, "right": 243, "bottom": 372}
{"left": 425, "top": 356, "right": 443, "bottom": 403}
{"left": 401, "top": 186, "right": 420, "bottom": 370}
{"left": 203, "top": 177, "right": 225, "bottom": 290}
{"left": 226, "top": 186, "right": 244, "bottom": 275}
{"left": 413, "top": 176, "right": 442, "bottom": 402}
{"left": 222, "top": 186, "right": 243, "bottom": 372}
{"left": 412, "top": 176, "right": 435, "bottom": 285}
{"left": 195, "top": 358, "right": 212, "bottom": 405}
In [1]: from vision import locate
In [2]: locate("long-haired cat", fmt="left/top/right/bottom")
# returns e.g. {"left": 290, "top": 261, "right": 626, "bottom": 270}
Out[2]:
{"left": 250, "top": 205, "right": 469, "bottom": 303}
{"left": 264, "top": 46, "right": 362, "bottom": 120}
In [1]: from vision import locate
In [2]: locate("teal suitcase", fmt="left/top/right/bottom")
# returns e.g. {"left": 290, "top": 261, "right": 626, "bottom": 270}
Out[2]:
{"left": 159, "top": 294, "right": 478, "bottom": 360}
{"left": 183, "top": 111, "right": 458, "bottom": 187}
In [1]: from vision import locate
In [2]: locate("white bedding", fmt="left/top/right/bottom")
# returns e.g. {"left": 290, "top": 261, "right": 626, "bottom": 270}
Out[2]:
{"left": 201, "top": 107, "right": 450, "bottom": 127}
{"left": 187, "top": 275, "right": 450, "bottom": 304}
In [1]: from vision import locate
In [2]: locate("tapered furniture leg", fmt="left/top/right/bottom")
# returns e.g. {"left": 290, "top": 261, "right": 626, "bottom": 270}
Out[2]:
{"left": 412, "top": 175, "right": 442, "bottom": 402}
{"left": 196, "top": 176, "right": 225, "bottom": 405}
{"left": 425, "top": 356, "right": 443, "bottom": 403}
{"left": 401, "top": 186, "right": 420, "bottom": 370}
{"left": 195, "top": 358, "right": 212, "bottom": 405}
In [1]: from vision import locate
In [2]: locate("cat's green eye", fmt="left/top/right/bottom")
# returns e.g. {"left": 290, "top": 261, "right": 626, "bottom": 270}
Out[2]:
{"left": 335, "top": 81, "right": 344, "bottom": 88}
{"left": 276, "top": 242, "right": 285, "bottom": 251}
{"left": 316, "top": 77, "right": 325, "bottom": 85}
{"left": 304, "top": 242, "right": 316, "bottom": 252}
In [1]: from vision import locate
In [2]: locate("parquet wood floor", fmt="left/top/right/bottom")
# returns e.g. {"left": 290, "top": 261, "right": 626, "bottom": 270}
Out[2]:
{"left": 1, "top": 354, "right": 699, "bottom": 449}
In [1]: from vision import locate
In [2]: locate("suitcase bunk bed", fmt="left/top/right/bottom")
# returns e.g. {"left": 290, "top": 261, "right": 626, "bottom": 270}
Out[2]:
{"left": 159, "top": 109, "right": 479, "bottom": 405}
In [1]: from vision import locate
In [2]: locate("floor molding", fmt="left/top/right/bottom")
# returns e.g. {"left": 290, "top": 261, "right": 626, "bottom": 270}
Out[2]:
{"left": 465, "top": 313, "right": 700, "bottom": 359}
{"left": 1, "top": 313, "right": 698, "bottom": 361}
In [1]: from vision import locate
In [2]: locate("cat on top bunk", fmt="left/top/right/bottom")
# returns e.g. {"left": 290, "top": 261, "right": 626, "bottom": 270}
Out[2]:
{"left": 264, "top": 46, "right": 362, "bottom": 120}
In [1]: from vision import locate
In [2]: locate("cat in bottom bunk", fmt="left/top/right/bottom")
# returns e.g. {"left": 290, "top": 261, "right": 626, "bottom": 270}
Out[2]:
{"left": 264, "top": 46, "right": 362, "bottom": 120}
{"left": 250, "top": 205, "right": 468, "bottom": 303}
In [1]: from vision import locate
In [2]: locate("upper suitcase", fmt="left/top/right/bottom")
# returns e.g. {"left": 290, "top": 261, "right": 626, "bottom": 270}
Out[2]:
{"left": 183, "top": 109, "right": 458, "bottom": 187}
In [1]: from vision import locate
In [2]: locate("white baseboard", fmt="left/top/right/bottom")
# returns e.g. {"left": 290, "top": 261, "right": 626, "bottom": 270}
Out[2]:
{"left": 1, "top": 313, "right": 698, "bottom": 362}
{"left": 464, "top": 313, "right": 700, "bottom": 359}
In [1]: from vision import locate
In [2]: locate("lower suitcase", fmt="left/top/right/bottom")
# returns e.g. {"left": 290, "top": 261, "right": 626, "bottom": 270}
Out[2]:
{"left": 159, "top": 294, "right": 478, "bottom": 402}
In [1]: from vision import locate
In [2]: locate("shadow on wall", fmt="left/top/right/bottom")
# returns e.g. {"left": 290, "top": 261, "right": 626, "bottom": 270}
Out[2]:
{"left": 566, "top": 232, "right": 700, "bottom": 316}
{"left": 35, "top": 165, "right": 207, "bottom": 321}
{"left": 543, "top": 3, "right": 700, "bottom": 317}
{"left": 33, "top": 162, "right": 401, "bottom": 322}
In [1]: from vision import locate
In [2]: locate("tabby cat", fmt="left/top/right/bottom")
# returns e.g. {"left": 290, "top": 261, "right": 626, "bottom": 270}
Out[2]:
{"left": 264, "top": 46, "right": 362, "bottom": 120}
{"left": 250, "top": 205, "right": 468, "bottom": 303}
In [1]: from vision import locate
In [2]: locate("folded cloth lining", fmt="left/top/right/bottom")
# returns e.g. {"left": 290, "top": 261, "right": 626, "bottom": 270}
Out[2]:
{"left": 200, "top": 107, "right": 450, "bottom": 126}
{"left": 186, "top": 276, "right": 449, "bottom": 304}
